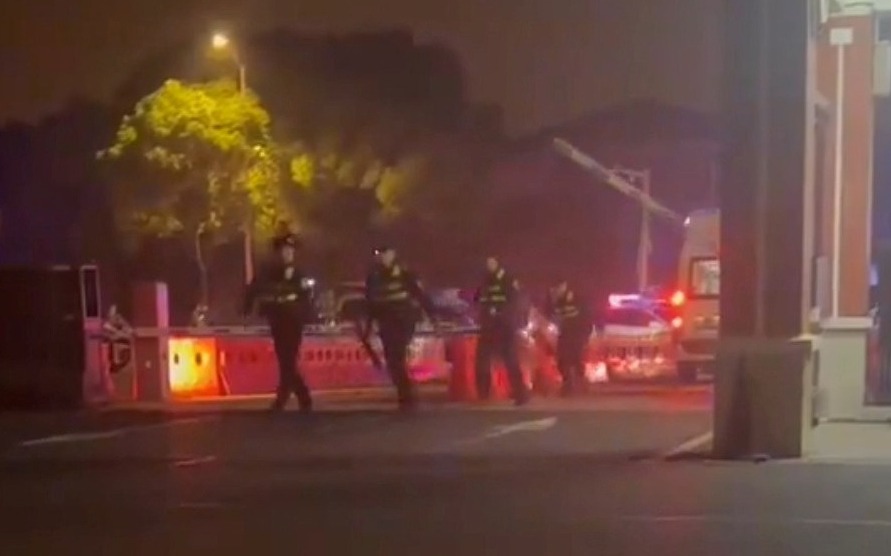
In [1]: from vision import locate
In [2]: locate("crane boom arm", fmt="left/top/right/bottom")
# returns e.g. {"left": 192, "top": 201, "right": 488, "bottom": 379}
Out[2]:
{"left": 552, "top": 137, "right": 685, "bottom": 227}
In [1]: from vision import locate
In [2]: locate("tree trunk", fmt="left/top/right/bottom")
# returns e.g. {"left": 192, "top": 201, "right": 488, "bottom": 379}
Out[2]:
{"left": 194, "top": 227, "right": 209, "bottom": 306}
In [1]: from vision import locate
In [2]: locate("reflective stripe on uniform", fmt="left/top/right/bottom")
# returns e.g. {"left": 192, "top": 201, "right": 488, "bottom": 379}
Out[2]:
{"left": 371, "top": 267, "right": 410, "bottom": 304}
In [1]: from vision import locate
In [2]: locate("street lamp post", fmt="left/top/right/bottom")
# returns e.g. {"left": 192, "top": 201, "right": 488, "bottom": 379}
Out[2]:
{"left": 211, "top": 33, "right": 247, "bottom": 93}
{"left": 614, "top": 167, "right": 652, "bottom": 292}
{"left": 211, "top": 33, "right": 253, "bottom": 285}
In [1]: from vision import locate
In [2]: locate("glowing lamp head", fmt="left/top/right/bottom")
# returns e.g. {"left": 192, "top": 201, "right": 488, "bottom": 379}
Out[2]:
{"left": 671, "top": 316, "right": 683, "bottom": 329}
{"left": 212, "top": 33, "right": 230, "bottom": 49}
{"left": 670, "top": 290, "right": 686, "bottom": 307}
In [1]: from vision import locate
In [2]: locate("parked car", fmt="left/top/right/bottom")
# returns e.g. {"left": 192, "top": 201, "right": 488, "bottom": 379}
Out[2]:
{"left": 597, "top": 306, "right": 677, "bottom": 382}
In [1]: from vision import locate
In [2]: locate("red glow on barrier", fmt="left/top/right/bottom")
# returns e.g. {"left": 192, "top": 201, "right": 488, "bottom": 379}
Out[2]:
{"left": 168, "top": 338, "right": 220, "bottom": 398}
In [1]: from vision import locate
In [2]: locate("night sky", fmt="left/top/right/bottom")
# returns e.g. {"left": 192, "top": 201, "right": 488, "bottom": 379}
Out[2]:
{"left": 0, "top": 0, "right": 722, "bottom": 134}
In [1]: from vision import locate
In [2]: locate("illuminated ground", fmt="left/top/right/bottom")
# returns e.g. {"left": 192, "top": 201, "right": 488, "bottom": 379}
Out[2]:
{"left": 2, "top": 388, "right": 891, "bottom": 554}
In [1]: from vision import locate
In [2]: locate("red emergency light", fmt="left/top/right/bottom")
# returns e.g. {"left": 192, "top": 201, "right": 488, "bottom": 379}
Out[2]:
{"left": 670, "top": 290, "right": 686, "bottom": 307}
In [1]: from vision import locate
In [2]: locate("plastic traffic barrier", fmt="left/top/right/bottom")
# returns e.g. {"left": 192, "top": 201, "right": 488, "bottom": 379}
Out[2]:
{"left": 408, "top": 336, "right": 450, "bottom": 383}
{"left": 446, "top": 334, "right": 476, "bottom": 401}
{"left": 167, "top": 337, "right": 221, "bottom": 398}
{"left": 122, "top": 323, "right": 468, "bottom": 400}
{"left": 446, "top": 334, "right": 510, "bottom": 401}
{"left": 216, "top": 337, "right": 278, "bottom": 396}
{"left": 300, "top": 335, "right": 389, "bottom": 390}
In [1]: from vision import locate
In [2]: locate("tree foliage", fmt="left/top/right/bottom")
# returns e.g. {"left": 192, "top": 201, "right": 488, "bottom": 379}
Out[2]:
{"left": 102, "top": 30, "right": 507, "bottom": 294}
{"left": 115, "top": 31, "right": 503, "bottom": 280}
{"left": 99, "top": 79, "right": 291, "bottom": 249}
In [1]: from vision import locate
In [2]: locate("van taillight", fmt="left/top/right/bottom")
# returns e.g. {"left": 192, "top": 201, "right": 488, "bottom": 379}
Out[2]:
{"left": 670, "top": 290, "right": 686, "bottom": 307}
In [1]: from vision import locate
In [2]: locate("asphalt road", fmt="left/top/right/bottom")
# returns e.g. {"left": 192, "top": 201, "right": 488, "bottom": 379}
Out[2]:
{"left": 3, "top": 387, "right": 891, "bottom": 555}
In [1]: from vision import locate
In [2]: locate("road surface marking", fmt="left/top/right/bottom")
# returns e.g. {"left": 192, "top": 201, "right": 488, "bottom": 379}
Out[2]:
{"left": 18, "top": 416, "right": 215, "bottom": 448}
{"left": 19, "top": 431, "right": 123, "bottom": 447}
{"left": 449, "top": 417, "right": 558, "bottom": 447}
{"left": 483, "top": 417, "right": 558, "bottom": 439}
{"left": 661, "top": 430, "right": 713, "bottom": 458}
{"left": 176, "top": 502, "right": 226, "bottom": 510}
{"left": 779, "top": 457, "right": 891, "bottom": 467}
{"left": 619, "top": 514, "right": 891, "bottom": 528}
{"left": 173, "top": 455, "right": 218, "bottom": 467}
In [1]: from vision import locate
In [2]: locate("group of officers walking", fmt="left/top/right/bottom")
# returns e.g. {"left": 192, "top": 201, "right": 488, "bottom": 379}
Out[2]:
{"left": 243, "top": 232, "right": 592, "bottom": 413}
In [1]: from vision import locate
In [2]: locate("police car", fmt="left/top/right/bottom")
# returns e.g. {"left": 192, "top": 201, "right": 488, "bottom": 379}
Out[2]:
{"left": 597, "top": 292, "right": 679, "bottom": 381}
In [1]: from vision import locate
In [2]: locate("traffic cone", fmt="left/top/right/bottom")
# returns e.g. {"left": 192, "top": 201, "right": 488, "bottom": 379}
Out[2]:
{"left": 447, "top": 334, "right": 476, "bottom": 402}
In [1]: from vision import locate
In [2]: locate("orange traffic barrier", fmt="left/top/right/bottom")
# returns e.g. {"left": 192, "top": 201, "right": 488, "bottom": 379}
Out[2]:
{"left": 523, "top": 331, "right": 561, "bottom": 396}
{"left": 301, "top": 336, "right": 388, "bottom": 390}
{"left": 446, "top": 334, "right": 475, "bottom": 401}
{"left": 446, "top": 335, "right": 512, "bottom": 401}
{"left": 167, "top": 337, "right": 220, "bottom": 398}
{"left": 532, "top": 359, "right": 562, "bottom": 396}
{"left": 489, "top": 361, "right": 512, "bottom": 400}
{"left": 217, "top": 338, "right": 277, "bottom": 396}
{"left": 408, "top": 337, "right": 450, "bottom": 383}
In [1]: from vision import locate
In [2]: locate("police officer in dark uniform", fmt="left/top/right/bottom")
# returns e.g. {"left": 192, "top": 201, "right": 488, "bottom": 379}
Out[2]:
{"left": 365, "top": 246, "right": 436, "bottom": 411}
{"left": 474, "top": 256, "right": 529, "bottom": 405}
{"left": 243, "top": 233, "right": 314, "bottom": 413}
{"left": 546, "top": 280, "right": 593, "bottom": 396}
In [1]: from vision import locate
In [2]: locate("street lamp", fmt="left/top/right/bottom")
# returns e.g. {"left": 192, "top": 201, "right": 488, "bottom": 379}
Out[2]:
{"left": 211, "top": 32, "right": 229, "bottom": 49}
{"left": 614, "top": 167, "right": 652, "bottom": 293}
{"left": 210, "top": 32, "right": 247, "bottom": 95}
{"left": 210, "top": 32, "right": 252, "bottom": 285}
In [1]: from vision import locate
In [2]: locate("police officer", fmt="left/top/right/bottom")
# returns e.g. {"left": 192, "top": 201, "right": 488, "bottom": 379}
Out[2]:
{"left": 365, "top": 246, "right": 436, "bottom": 411}
{"left": 475, "top": 256, "right": 529, "bottom": 405}
{"left": 243, "top": 233, "right": 314, "bottom": 413}
{"left": 547, "top": 280, "right": 592, "bottom": 396}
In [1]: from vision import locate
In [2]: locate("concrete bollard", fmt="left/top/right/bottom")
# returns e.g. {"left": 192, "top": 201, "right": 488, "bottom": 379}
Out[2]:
{"left": 713, "top": 337, "right": 816, "bottom": 459}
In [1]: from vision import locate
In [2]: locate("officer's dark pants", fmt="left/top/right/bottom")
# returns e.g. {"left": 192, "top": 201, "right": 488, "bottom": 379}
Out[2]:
{"left": 378, "top": 317, "right": 417, "bottom": 406}
{"left": 557, "top": 327, "right": 588, "bottom": 393}
{"left": 269, "top": 315, "right": 312, "bottom": 410}
{"left": 475, "top": 323, "right": 527, "bottom": 402}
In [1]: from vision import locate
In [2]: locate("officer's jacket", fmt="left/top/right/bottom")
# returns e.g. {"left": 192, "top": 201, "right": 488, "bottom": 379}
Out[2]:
{"left": 547, "top": 289, "right": 591, "bottom": 331}
{"left": 244, "top": 262, "right": 314, "bottom": 320}
{"left": 365, "top": 263, "right": 435, "bottom": 321}
{"left": 475, "top": 269, "right": 522, "bottom": 327}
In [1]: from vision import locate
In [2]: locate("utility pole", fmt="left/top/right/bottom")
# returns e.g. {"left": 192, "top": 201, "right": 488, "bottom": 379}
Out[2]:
{"left": 211, "top": 32, "right": 253, "bottom": 286}
{"left": 614, "top": 167, "right": 653, "bottom": 292}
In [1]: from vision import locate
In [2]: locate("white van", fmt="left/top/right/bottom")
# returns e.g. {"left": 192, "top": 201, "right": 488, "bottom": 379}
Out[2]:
{"left": 672, "top": 208, "right": 720, "bottom": 382}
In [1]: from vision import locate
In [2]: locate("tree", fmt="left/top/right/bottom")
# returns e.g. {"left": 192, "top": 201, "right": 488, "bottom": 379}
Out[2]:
{"left": 114, "top": 30, "right": 506, "bottom": 285}
{"left": 98, "top": 79, "right": 292, "bottom": 304}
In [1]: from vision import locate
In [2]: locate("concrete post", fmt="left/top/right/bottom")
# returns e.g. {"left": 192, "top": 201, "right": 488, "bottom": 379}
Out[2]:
{"left": 131, "top": 282, "right": 170, "bottom": 402}
{"left": 714, "top": 0, "right": 817, "bottom": 458}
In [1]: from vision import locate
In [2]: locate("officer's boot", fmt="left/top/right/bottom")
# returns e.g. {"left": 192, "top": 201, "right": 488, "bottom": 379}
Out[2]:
{"left": 559, "top": 378, "right": 574, "bottom": 397}
{"left": 293, "top": 378, "right": 313, "bottom": 414}
{"left": 396, "top": 380, "right": 418, "bottom": 412}
{"left": 268, "top": 388, "right": 288, "bottom": 413}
